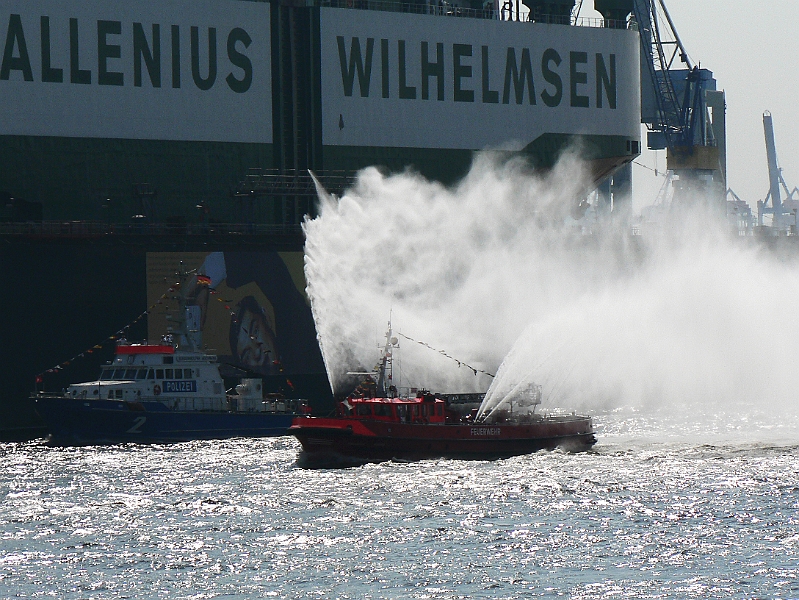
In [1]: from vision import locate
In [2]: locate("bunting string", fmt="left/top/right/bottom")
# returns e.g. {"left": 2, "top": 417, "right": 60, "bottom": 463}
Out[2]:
{"left": 36, "top": 274, "right": 297, "bottom": 395}
{"left": 395, "top": 331, "right": 494, "bottom": 378}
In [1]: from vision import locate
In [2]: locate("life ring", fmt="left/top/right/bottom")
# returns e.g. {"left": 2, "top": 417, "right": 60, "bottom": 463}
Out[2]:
{"left": 153, "top": 384, "right": 161, "bottom": 396}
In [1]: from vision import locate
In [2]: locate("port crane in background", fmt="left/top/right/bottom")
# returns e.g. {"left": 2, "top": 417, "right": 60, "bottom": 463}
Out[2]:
{"left": 518, "top": 1, "right": 726, "bottom": 223}
{"left": 726, "top": 188, "right": 752, "bottom": 236}
{"left": 588, "top": 0, "right": 726, "bottom": 220}
{"left": 630, "top": 0, "right": 726, "bottom": 209}
{"left": 757, "top": 111, "right": 799, "bottom": 232}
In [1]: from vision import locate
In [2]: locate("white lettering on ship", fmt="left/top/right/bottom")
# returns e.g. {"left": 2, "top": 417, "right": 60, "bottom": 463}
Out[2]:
{"left": 470, "top": 427, "right": 501, "bottom": 436}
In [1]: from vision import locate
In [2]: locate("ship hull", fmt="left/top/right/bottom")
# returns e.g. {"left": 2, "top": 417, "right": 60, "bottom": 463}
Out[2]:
{"left": 34, "top": 396, "right": 296, "bottom": 445}
{"left": 290, "top": 416, "right": 596, "bottom": 465}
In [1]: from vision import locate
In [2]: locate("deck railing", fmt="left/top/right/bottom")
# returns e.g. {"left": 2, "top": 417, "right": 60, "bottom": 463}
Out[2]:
{"left": 0, "top": 221, "right": 304, "bottom": 239}
{"left": 309, "top": 0, "right": 634, "bottom": 29}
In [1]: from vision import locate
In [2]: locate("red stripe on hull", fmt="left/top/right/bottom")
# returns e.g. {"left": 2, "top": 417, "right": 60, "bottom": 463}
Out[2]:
{"left": 116, "top": 344, "right": 175, "bottom": 355}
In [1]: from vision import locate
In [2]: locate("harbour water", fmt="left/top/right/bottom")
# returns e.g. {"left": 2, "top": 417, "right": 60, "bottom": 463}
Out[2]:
{"left": 2, "top": 409, "right": 797, "bottom": 599}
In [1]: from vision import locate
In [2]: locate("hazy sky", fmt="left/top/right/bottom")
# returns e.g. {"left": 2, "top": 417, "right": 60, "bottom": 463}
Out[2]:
{"left": 581, "top": 1, "right": 799, "bottom": 213}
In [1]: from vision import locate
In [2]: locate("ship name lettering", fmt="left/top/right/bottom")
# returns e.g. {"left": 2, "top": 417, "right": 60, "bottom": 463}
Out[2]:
{"left": 0, "top": 14, "right": 253, "bottom": 93}
{"left": 471, "top": 427, "right": 500, "bottom": 436}
{"left": 336, "top": 36, "right": 616, "bottom": 110}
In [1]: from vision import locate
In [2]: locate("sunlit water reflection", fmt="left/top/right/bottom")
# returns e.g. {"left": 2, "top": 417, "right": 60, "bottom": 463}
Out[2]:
{"left": 2, "top": 414, "right": 798, "bottom": 599}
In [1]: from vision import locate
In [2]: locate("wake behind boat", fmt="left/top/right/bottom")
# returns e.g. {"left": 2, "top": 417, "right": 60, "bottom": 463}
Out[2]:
{"left": 290, "top": 322, "right": 595, "bottom": 465}
{"left": 33, "top": 267, "right": 309, "bottom": 445}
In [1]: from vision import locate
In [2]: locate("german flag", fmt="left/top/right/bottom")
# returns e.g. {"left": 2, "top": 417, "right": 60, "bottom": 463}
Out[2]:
{"left": 196, "top": 274, "right": 212, "bottom": 286}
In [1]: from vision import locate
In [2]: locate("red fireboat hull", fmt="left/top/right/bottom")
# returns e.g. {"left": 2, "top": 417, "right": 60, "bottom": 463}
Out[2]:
{"left": 289, "top": 416, "right": 596, "bottom": 465}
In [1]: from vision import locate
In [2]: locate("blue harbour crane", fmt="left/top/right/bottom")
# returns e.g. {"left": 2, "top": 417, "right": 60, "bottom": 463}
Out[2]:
{"left": 632, "top": 0, "right": 725, "bottom": 208}
{"left": 591, "top": 0, "right": 726, "bottom": 215}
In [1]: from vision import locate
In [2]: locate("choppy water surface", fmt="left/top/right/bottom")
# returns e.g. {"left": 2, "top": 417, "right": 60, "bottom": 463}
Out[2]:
{"left": 2, "top": 413, "right": 798, "bottom": 599}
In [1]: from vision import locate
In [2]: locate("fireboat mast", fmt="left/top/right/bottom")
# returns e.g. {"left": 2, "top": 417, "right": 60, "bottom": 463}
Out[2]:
{"left": 375, "top": 317, "right": 399, "bottom": 397}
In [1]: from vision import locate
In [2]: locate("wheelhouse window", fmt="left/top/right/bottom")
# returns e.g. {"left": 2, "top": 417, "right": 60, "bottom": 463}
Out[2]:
{"left": 124, "top": 369, "right": 137, "bottom": 379}
{"left": 136, "top": 369, "right": 147, "bottom": 380}
{"left": 374, "top": 403, "right": 392, "bottom": 417}
{"left": 356, "top": 404, "right": 373, "bottom": 416}
{"left": 100, "top": 370, "right": 114, "bottom": 381}
{"left": 165, "top": 369, "right": 173, "bottom": 379}
{"left": 155, "top": 369, "right": 164, "bottom": 379}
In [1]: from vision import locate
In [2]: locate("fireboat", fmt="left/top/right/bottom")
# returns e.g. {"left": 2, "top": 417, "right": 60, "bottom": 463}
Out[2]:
{"left": 289, "top": 322, "right": 596, "bottom": 465}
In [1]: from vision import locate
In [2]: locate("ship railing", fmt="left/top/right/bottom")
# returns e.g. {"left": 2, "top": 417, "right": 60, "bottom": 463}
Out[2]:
{"left": 0, "top": 221, "right": 304, "bottom": 238}
{"left": 311, "top": 0, "right": 636, "bottom": 29}
{"left": 311, "top": 0, "right": 494, "bottom": 19}
{"left": 233, "top": 168, "right": 356, "bottom": 198}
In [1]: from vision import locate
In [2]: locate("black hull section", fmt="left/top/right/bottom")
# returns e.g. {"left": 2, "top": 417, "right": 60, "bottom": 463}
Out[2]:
{"left": 291, "top": 420, "right": 596, "bottom": 467}
{"left": 35, "top": 397, "right": 296, "bottom": 445}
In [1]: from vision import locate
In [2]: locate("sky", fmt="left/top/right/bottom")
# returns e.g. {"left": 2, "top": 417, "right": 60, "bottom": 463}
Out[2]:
{"left": 579, "top": 0, "right": 799, "bottom": 213}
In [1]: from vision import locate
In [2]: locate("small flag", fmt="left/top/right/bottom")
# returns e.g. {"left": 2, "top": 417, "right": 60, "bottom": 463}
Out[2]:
{"left": 196, "top": 275, "right": 212, "bottom": 286}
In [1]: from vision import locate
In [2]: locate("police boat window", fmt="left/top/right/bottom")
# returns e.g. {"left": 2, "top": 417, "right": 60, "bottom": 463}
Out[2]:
{"left": 147, "top": 369, "right": 155, "bottom": 379}
{"left": 113, "top": 368, "right": 126, "bottom": 379}
{"left": 136, "top": 369, "right": 147, "bottom": 380}
{"left": 165, "top": 369, "right": 173, "bottom": 379}
{"left": 356, "top": 403, "right": 373, "bottom": 416}
{"left": 100, "top": 369, "right": 114, "bottom": 381}
{"left": 155, "top": 369, "right": 164, "bottom": 379}
{"left": 115, "top": 390, "right": 123, "bottom": 399}
{"left": 163, "top": 356, "right": 173, "bottom": 364}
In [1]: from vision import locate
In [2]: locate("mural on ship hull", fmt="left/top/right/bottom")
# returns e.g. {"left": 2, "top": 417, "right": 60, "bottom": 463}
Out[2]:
{"left": 147, "top": 252, "right": 325, "bottom": 386}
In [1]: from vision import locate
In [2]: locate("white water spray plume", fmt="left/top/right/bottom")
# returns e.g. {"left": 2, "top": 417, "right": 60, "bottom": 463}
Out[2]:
{"left": 303, "top": 152, "right": 799, "bottom": 438}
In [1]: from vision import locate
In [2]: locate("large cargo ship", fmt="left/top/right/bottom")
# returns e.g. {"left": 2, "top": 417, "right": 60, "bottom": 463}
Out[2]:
{"left": 0, "top": 0, "right": 641, "bottom": 439}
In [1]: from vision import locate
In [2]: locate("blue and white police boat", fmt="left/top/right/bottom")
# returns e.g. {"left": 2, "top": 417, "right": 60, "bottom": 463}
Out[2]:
{"left": 33, "top": 271, "right": 309, "bottom": 444}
